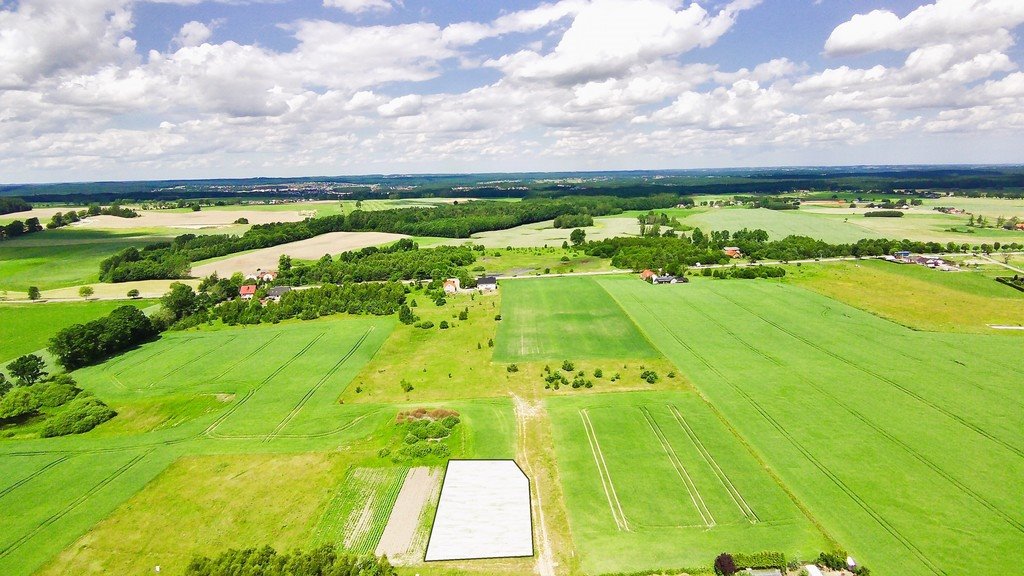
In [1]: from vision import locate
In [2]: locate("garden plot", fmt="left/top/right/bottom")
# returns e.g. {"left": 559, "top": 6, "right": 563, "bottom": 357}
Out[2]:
{"left": 424, "top": 460, "right": 533, "bottom": 561}
{"left": 312, "top": 467, "right": 407, "bottom": 554}
{"left": 375, "top": 467, "right": 442, "bottom": 564}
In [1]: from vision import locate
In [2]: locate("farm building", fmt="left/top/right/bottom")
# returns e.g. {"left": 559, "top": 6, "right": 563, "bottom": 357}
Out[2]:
{"left": 443, "top": 278, "right": 461, "bottom": 294}
{"left": 239, "top": 285, "right": 257, "bottom": 299}
{"left": 246, "top": 269, "right": 277, "bottom": 282}
{"left": 477, "top": 276, "right": 498, "bottom": 292}
{"left": 266, "top": 286, "right": 291, "bottom": 301}
{"left": 652, "top": 275, "right": 687, "bottom": 284}
{"left": 639, "top": 269, "right": 656, "bottom": 281}
{"left": 723, "top": 246, "right": 743, "bottom": 258}
{"left": 1016, "top": 222, "right": 1024, "bottom": 231}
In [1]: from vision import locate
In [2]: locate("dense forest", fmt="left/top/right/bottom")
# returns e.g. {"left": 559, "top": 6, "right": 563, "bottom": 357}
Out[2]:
{"left": 97, "top": 195, "right": 678, "bottom": 282}
{"left": 0, "top": 197, "right": 31, "bottom": 215}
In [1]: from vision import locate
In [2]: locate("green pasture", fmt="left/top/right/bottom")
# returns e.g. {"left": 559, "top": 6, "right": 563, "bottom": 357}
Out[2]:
{"left": 921, "top": 196, "right": 1024, "bottom": 218}
{"left": 473, "top": 246, "right": 614, "bottom": 277}
{"left": 599, "top": 276, "right": 1024, "bottom": 576}
{"left": 787, "top": 258, "right": 1024, "bottom": 332}
{"left": 494, "top": 276, "right": 659, "bottom": 362}
{"left": 0, "top": 230, "right": 170, "bottom": 291}
{"left": 548, "top": 391, "right": 829, "bottom": 574}
{"left": 0, "top": 299, "right": 154, "bottom": 364}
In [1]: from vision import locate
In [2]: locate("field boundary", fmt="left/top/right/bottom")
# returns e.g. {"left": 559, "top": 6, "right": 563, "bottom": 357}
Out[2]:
{"left": 667, "top": 405, "right": 758, "bottom": 523}
{"left": 579, "top": 410, "right": 629, "bottom": 531}
{"left": 639, "top": 406, "right": 714, "bottom": 527}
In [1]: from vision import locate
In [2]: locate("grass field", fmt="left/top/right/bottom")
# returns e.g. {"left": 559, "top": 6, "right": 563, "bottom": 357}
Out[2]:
{"left": 0, "top": 230, "right": 171, "bottom": 292}
{"left": 0, "top": 299, "right": 154, "bottom": 364}
{"left": 548, "top": 391, "right": 830, "bottom": 574}
{"left": 598, "top": 276, "right": 1024, "bottom": 576}
{"left": 786, "top": 259, "right": 1024, "bottom": 332}
{"left": 473, "top": 246, "right": 615, "bottom": 277}
{"left": 684, "top": 207, "right": 882, "bottom": 243}
{"left": 494, "top": 277, "right": 659, "bottom": 362}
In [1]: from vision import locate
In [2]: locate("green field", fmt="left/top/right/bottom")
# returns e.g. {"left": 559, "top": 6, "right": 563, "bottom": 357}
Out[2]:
{"left": 548, "top": 391, "right": 830, "bottom": 574}
{"left": 0, "top": 230, "right": 170, "bottom": 291}
{"left": 684, "top": 207, "right": 881, "bottom": 243}
{"left": 0, "top": 300, "right": 154, "bottom": 364}
{"left": 595, "top": 276, "right": 1024, "bottom": 576}
{"left": 494, "top": 276, "right": 658, "bottom": 362}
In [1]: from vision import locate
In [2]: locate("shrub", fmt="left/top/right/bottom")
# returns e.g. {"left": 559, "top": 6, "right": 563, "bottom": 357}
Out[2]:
{"left": 416, "top": 321, "right": 434, "bottom": 329}
{"left": 40, "top": 396, "right": 115, "bottom": 437}
{"left": 507, "top": 364, "right": 519, "bottom": 373}
{"left": 561, "top": 360, "right": 575, "bottom": 372}
{"left": 733, "top": 551, "right": 786, "bottom": 570}
{"left": 439, "top": 320, "right": 449, "bottom": 329}
{"left": 401, "top": 380, "right": 414, "bottom": 392}
{"left": 32, "top": 377, "right": 81, "bottom": 408}
{"left": 594, "top": 368, "right": 603, "bottom": 378}
{"left": 640, "top": 370, "right": 659, "bottom": 383}
{"left": 714, "top": 553, "right": 737, "bottom": 576}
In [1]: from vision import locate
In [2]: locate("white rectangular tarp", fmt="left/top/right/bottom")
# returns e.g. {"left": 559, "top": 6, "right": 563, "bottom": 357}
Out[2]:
{"left": 424, "top": 460, "right": 533, "bottom": 561}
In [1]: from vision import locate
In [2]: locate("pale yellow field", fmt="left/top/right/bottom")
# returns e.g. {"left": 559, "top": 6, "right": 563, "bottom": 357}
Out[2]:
{"left": 72, "top": 209, "right": 310, "bottom": 230}
{"left": 40, "top": 279, "right": 201, "bottom": 301}
{"left": 190, "top": 231, "right": 406, "bottom": 277}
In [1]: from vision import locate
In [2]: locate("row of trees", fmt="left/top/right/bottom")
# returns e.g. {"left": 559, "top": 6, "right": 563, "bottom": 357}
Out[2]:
{"left": 97, "top": 195, "right": 682, "bottom": 282}
{"left": 0, "top": 217, "right": 43, "bottom": 240}
{"left": 47, "top": 203, "right": 138, "bottom": 230}
{"left": 185, "top": 545, "right": 397, "bottom": 576}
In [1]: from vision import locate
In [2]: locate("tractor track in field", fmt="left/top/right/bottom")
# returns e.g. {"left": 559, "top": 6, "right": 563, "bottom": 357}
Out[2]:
{"left": 667, "top": 405, "right": 758, "bottom": 523}
{"left": 147, "top": 335, "right": 238, "bottom": 388}
{"left": 204, "top": 331, "right": 327, "bottom": 439}
{"left": 715, "top": 288, "right": 1024, "bottom": 461}
{"left": 263, "top": 327, "right": 374, "bottom": 443}
{"left": 0, "top": 450, "right": 151, "bottom": 559}
{"left": 683, "top": 293, "right": 1024, "bottom": 535}
{"left": 579, "top": 409, "right": 629, "bottom": 532}
{"left": 640, "top": 406, "right": 714, "bottom": 527}
{"left": 626, "top": 293, "right": 947, "bottom": 576}
{"left": 209, "top": 333, "right": 282, "bottom": 382}
{"left": 0, "top": 455, "right": 71, "bottom": 500}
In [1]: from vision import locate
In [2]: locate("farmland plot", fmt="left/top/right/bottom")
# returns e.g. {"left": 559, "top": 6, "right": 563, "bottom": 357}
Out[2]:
{"left": 548, "top": 391, "right": 828, "bottom": 574}
{"left": 312, "top": 467, "right": 409, "bottom": 554}
{"left": 599, "top": 276, "right": 1024, "bottom": 576}
{"left": 494, "top": 276, "right": 658, "bottom": 362}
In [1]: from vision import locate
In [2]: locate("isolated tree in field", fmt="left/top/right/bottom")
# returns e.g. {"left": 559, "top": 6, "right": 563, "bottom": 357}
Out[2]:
{"left": 127, "top": 289, "right": 140, "bottom": 298}
{"left": 278, "top": 254, "right": 292, "bottom": 272}
{"left": 79, "top": 286, "right": 94, "bottom": 299}
{"left": 570, "top": 228, "right": 586, "bottom": 246}
{"left": 714, "top": 553, "right": 737, "bottom": 575}
{"left": 27, "top": 286, "right": 40, "bottom": 300}
{"left": 7, "top": 354, "right": 47, "bottom": 386}
{"left": 161, "top": 282, "right": 197, "bottom": 321}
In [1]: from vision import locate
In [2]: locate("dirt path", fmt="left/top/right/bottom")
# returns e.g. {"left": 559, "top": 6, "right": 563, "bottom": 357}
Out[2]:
{"left": 375, "top": 467, "right": 440, "bottom": 564}
{"left": 978, "top": 253, "right": 1024, "bottom": 275}
{"left": 512, "top": 394, "right": 556, "bottom": 576}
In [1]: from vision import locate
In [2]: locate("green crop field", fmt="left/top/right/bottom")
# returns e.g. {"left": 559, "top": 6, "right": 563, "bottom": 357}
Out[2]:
{"left": 494, "top": 276, "right": 659, "bottom": 362}
{"left": 597, "top": 275, "right": 1024, "bottom": 576}
{"left": 0, "top": 299, "right": 154, "bottom": 364}
{"left": 548, "top": 391, "right": 830, "bottom": 574}
{"left": 0, "top": 230, "right": 170, "bottom": 292}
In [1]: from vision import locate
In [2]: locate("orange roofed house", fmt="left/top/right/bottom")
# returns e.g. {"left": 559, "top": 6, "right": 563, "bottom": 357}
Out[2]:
{"left": 723, "top": 247, "right": 742, "bottom": 258}
{"left": 239, "top": 285, "right": 258, "bottom": 299}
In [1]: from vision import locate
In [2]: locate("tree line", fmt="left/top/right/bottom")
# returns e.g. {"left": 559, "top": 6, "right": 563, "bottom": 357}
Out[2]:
{"left": 0, "top": 197, "right": 31, "bottom": 215}
{"left": 278, "top": 239, "right": 478, "bottom": 286}
{"left": 185, "top": 545, "right": 397, "bottom": 576}
{"left": 48, "top": 306, "right": 158, "bottom": 371}
{"left": 97, "top": 195, "right": 681, "bottom": 282}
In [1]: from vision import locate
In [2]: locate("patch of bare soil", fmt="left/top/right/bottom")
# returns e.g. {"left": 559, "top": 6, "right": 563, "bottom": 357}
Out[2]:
{"left": 375, "top": 467, "right": 441, "bottom": 564}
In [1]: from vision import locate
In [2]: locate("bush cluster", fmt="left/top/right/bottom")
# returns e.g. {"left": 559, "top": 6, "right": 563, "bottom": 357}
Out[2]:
{"left": 385, "top": 408, "right": 460, "bottom": 463}
{"left": 185, "top": 545, "right": 397, "bottom": 576}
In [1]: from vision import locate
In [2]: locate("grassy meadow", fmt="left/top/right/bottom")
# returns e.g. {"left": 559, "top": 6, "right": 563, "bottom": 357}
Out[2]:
{"left": 0, "top": 299, "right": 154, "bottom": 364}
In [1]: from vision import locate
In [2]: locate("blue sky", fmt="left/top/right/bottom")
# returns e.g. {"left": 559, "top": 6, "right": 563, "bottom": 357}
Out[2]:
{"left": 1, "top": 0, "right": 1023, "bottom": 182}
